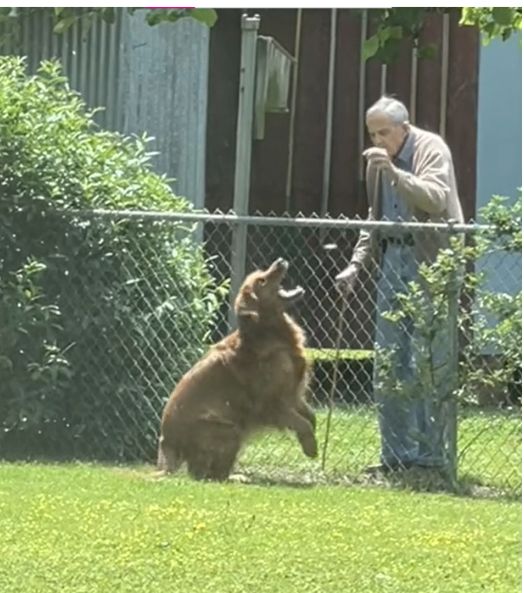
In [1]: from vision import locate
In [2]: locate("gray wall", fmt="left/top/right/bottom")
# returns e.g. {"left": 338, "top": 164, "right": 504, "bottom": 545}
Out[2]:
{"left": 119, "top": 13, "right": 209, "bottom": 208}
{"left": 476, "top": 36, "right": 522, "bottom": 298}
{"left": 1, "top": 8, "right": 209, "bottom": 207}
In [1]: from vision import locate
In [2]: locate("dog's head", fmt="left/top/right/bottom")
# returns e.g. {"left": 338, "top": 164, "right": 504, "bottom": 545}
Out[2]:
{"left": 234, "top": 258, "right": 304, "bottom": 327}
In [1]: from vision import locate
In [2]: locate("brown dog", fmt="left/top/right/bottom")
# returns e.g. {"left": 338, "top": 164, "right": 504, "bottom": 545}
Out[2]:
{"left": 157, "top": 258, "right": 317, "bottom": 480}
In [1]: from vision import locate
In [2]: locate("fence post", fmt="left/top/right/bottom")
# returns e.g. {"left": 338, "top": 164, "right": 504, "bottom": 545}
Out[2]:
{"left": 445, "top": 242, "right": 462, "bottom": 488}
{"left": 228, "top": 13, "right": 260, "bottom": 330}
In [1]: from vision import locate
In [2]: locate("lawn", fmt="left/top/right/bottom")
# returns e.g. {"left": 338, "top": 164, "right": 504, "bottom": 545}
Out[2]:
{"left": 0, "top": 463, "right": 520, "bottom": 593}
{"left": 237, "top": 406, "right": 522, "bottom": 495}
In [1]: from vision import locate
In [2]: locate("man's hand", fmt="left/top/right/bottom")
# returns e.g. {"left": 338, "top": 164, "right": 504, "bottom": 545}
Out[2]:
{"left": 335, "top": 263, "right": 360, "bottom": 296}
{"left": 363, "top": 147, "right": 399, "bottom": 183}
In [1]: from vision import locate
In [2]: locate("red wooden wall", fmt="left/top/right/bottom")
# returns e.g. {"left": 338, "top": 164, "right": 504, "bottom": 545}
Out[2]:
{"left": 205, "top": 8, "right": 479, "bottom": 221}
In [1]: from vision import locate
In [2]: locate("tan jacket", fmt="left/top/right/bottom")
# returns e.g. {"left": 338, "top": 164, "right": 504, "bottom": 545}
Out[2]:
{"left": 350, "top": 125, "right": 465, "bottom": 269}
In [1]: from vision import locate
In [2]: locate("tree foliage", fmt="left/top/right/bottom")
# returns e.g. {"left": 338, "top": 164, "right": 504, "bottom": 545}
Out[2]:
{"left": 1, "top": 8, "right": 521, "bottom": 63}
{"left": 0, "top": 56, "right": 226, "bottom": 460}
{"left": 361, "top": 8, "right": 521, "bottom": 63}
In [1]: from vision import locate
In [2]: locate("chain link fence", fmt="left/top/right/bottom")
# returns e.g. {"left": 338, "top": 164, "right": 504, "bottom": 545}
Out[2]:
{"left": 1, "top": 209, "right": 521, "bottom": 496}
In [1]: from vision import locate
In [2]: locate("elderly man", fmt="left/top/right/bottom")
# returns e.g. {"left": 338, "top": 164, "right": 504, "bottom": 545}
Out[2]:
{"left": 336, "top": 96, "right": 464, "bottom": 473}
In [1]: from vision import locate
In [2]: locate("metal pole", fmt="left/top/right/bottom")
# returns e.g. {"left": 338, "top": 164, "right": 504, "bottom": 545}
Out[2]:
{"left": 321, "top": 294, "right": 348, "bottom": 471}
{"left": 380, "top": 63, "right": 387, "bottom": 95}
{"left": 228, "top": 13, "right": 260, "bottom": 330}
{"left": 446, "top": 262, "right": 460, "bottom": 488}
{"left": 320, "top": 8, "right": 337, "bottom": 218}
{"left": 409, "top": 46, "right": 418, "bottom": 123}
{"left": 439, "top": 13, "right": 450, "bottom": 139}
{"left": 285, "top": 8, "right": 302, "bottom": 213}
{"left": 358, "top": 10, "right": 368, "bottom": 186}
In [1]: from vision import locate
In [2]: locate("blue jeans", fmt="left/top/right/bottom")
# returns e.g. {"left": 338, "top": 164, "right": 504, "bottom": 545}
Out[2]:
{"left": 373, "top": 245, "right": 450, "bottom": 468}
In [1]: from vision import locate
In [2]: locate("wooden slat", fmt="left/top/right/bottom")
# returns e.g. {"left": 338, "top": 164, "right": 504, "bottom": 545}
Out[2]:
{"left": 290, "top": 9, "right": 331, "bottom": 214}
{"left": 249, "top": 9, "right": 296, "bottom": 214}
{"left": 415, "top": 13, "right": 443, "bottom": 131}
{"left": 385, "top": 37, "right": 412, "bottom": 108}
{"left": 328, "top": 9, "right": 363, "bottom": 217}
{"left": 205, "top": 10, "right": 241, "bottom": 212}
{"left": 445, "top": 9, "right": 479, "bottom": 222}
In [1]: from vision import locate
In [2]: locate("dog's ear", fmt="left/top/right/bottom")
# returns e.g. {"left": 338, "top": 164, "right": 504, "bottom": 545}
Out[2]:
{"left": 235, "top": 287, "right": 259, "bottom": 326}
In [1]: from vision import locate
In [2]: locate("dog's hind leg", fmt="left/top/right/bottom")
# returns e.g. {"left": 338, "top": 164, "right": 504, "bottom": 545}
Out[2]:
{"left": 187, "top": 422, "right": 242, "bottom": 481}
{"left": 186, "top": 449, "right": 214, "bottom": 481}
{"left": 209, "top": 436, "right": 241, "bottom": 481}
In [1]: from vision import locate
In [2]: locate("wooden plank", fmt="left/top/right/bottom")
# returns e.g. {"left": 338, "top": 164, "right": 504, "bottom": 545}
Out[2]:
{"left": 290, "top": 9, "right": 331, "bottom": 215}
{"left": 385, "top": 37, "right": 412, "bottom": 108}
{"left": 415, "top": 13, "right": 443, "bottom": 131}
{"left": 250, "top": 9, "right": 296, "bottom": 214}
{"left": 205, "top": 9, "right": 241, "bottom": 213}
{"left": 445, "top": 9, "right": 479, "bottom": 222}
{"left": 328, "top": 9, "right": 363, "bottom": 217}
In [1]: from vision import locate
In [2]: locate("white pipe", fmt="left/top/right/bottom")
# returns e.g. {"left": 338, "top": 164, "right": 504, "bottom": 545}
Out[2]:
{"left": 285, "top": 8, "right": 302, "bottom": 213}
{"left": 439, "top": 12, "right": 450, "bottom": 138}
{"left": 380, "top": 63, "right": 387, "bottom": 95}
{"left": 358, "top": 9, "right": 367, "bottom": 182}
{"left": 410, "top": 45, "right": 418, "bottom": 122}
{"left": 229, "top": 13, "right": 260, "bottom": 329}
{"left": 321, "top": 8, "right": 337, "bottom": 217}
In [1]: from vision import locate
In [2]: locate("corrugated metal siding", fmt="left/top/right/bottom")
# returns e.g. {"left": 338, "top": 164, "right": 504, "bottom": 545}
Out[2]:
{"left": 2, "top": 9, "right": 123, "bottom": 132}
{"left": 1, "top": 9, "right": 210, "bottom": 206}
{"left": 119, "top": 14, "right": 209, "bottom": 207}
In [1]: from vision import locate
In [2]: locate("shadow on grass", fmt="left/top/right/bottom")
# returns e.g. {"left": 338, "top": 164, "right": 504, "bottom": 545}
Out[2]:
{"left": 229, "top": 465, "right": 522, "bottom": 502}
{"left": 352, "top": 466, "right": 522, "bottom": 501}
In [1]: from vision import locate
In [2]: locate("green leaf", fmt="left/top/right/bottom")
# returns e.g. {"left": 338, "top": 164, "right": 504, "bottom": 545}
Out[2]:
{"left": 188, "top": 8, "right": 218, "bottom": 28}
{"left": 145, "top": 10, "right": 164, "bottom": 26}
{"left": 417, "top": 43, "right": 438, "bottom": 60}
{"left": 53, "top": 15, "right": 77, "bottom": 34}
{"left": 387, "top": 25, "right": 404, "bottom": 40}
{"left": 492, "top": 8, "right": 514, "bottom": 27}
{"left": 0, "top": 7, "right": 12, "bottom": 23}
{"left": 362, "top": 34, "right": 380, "bottom": 60}
{"left": 101, "top": 8, "right": 116, "bottom": 25}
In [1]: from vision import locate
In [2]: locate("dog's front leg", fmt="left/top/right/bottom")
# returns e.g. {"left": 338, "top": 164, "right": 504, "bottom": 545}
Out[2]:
{"left": 296, "top": 399, "right": 316, "bottom": 431}
{"left": 281, "top": 409, "right": 318, "bottom": 459}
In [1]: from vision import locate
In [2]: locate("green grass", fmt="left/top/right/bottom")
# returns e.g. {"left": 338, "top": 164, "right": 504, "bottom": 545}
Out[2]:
{"left": 0, "top": 463, "right": 520, "bottom": 593}
{"left": 237, "top": 407, "right": 521, "bottom": 495}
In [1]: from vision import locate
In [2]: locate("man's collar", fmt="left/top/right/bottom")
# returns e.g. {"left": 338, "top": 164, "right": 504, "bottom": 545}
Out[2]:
{"left": 394, "top": 127, "right": 415, "bottom": 165}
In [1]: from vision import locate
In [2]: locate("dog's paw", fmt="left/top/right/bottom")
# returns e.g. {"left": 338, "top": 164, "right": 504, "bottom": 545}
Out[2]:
{"left": 228, "top": 472, "right": 251, "bottom": 484}
{"left": 303, "top": 439, "right": 318, "bottom": 459}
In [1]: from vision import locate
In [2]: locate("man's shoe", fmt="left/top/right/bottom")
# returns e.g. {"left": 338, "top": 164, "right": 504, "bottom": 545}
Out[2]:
{"left": 363, "top": 459, "right": 417, "bottom": 474}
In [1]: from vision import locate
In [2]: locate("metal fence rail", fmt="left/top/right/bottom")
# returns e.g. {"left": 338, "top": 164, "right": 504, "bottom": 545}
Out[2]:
{"left": 1, "top": 209, "right": 521, "bottom": 496}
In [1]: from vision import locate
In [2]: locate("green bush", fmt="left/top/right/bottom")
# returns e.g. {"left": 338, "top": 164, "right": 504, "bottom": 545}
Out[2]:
{"left": 306, "top": 349, "right": 374, "bottom": 404}
{"left": 0, "top": 57, "right": 225, "bottom": 460}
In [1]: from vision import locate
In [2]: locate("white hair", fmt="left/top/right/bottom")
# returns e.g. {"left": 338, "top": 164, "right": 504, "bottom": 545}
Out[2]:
{"left": 366, "top": 96, "right": 410, "bottom": 125}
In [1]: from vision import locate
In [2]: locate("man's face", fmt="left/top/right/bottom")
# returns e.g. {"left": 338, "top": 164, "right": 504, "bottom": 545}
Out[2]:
{"left": 366, "top": 113, "right": 408, "bottom": 158}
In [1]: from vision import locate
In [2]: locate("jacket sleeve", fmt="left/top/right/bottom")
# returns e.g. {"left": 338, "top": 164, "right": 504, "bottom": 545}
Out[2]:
{"left": 394, "top": 149, "right": 451, "bottom": 215}
{"left": 349, "top": 206, "right": 374, "bottom": 269}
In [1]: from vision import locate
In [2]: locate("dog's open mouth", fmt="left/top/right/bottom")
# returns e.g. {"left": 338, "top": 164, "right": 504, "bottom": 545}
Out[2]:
{"left": 269, "top": 258, "right": 305, "bottom": 303}
{"left": 278, "top": 286, "right": 305, "bottom": 302}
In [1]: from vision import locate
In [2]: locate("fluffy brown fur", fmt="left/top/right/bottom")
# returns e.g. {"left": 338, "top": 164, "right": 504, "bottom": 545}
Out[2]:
{"left": 157, "top": 258, "right": 317, "bottom": 480}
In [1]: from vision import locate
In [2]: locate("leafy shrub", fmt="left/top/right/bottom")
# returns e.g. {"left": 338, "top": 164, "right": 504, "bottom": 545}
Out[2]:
{"left": 306, "top": 349, "right": 374, "bottom": 405}
{"left": 0, "top": 56, "right": 225, "bottom": 460}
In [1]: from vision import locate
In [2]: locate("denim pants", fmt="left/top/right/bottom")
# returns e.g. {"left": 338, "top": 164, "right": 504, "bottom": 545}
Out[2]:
{"left": 373, "top": 244, "right": 450, "bottom": 467}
